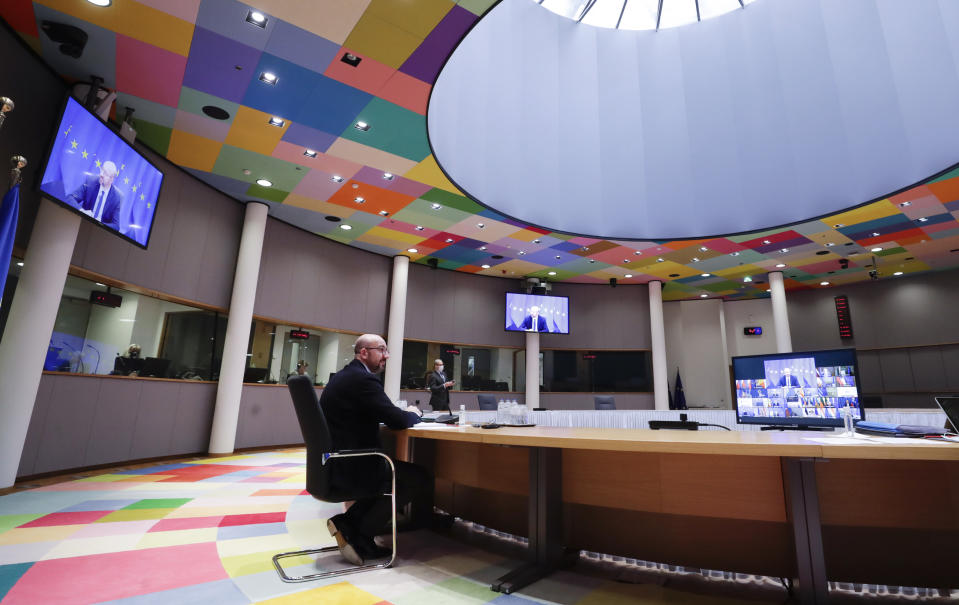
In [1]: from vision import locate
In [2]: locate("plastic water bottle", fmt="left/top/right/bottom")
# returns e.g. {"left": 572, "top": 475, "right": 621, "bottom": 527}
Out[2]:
{"left": 459, "top": 404, "right": 467, "bottom": 427}
{"left": 843, "top": 406, "right": 855, "bottom": 436}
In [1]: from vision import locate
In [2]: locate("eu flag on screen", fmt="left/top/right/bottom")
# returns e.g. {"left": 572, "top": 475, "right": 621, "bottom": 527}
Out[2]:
{"left": 0, "top": 185, "right": 19, "bottom": 304}
{"left": 674, "top": 369, "right": 687, "bottom": 410}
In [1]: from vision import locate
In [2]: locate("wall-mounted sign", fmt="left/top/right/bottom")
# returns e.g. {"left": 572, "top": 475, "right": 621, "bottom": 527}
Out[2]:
{"left": 445, "top": 348, "right": 461, "bottom": 355}
{"left": 743, "top": 326, "right": 763, "bottom": 336}
{"left": 289, "top": 330, "right": 310, "bottom": 340}
{"left": 89, "top": 291, "right": 122, "bottom": 308}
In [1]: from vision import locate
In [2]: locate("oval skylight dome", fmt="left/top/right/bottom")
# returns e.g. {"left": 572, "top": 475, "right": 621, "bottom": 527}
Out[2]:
{"left": 538, "top": 0, "right": 757, "bottom": 30}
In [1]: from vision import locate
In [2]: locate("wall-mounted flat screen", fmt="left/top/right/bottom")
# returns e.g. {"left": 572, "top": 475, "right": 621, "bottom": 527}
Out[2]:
{"left": 732, "top": 348, "right": 864, "bottom": 428}
{"left": 505, "top": 293, "right": 569, "bottom": 334}
{"left": 39, "top": 95, "right": 164, "bottom": 248}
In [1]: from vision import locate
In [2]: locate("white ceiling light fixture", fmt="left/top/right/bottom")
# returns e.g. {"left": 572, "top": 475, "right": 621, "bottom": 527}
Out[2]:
{"left": 871, "top": 247, "right": 883, "bottom": 252}
{"left": 894, "top": 271, "right": 904, "bottom": 276}
{"left": 481, "top": 264, "right": 491, "bottom": 269}
{"left": 407, "top": 248, "right": 418, "bottom": 253}
{"left": 382, "top": 172, "right": 394, "bottom": 181}
{"left": 624, "top": 274, "right": 633, "bottom": 278}
{"left": 700, "top": 294, "right": 708, "bottom": 298}
{"left": 259, "top": 72, "right": 277, "bottom": 85}
{"left": 87, "top": 0, "right": 112, "bottom": 6}
{"left": 775, "top": 263, "right": 786, "bottom": 268}
{"left": 303, "top": 149, "right": 317, "bottom": 158}
{"left": 548, "top": 271, "right": 557, "bottom": 276}
{"left": 339, "top": 224, "right": 352, "bottom": 230}
{"left": 431, "top": 203, "right": 442, "bottom": 210}
{"left": 246, "top": 9, "right": 267, "bottom": 27}
{"left": 820, "top": 281, "right": 830, "bottom": 286}
{"left": 331, "top": 175, "right": 344, "bottom": 183}
{"left": 354, "top": 121, "right": 370, "bottom": 131}
{"left": 268, "top": 116, "right": 284, "bottom": 127}
{"left": 255, "top": 178, "right": 272, "bottom": 187}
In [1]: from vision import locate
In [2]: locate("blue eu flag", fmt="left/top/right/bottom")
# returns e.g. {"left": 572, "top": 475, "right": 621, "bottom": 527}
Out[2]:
{"left": 0, "top": 184, "right": 19, "bottom": 304}
{"left": 673, "top": 369, "right": 687, "bottom": 410}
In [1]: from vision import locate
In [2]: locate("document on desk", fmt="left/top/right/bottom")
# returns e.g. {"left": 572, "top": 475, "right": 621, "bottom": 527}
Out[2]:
{"left": 414, "top": 423, "right": 460, "bottom": 429}
{"left": 802, "top": 436, "right": 925, "bottom": 445}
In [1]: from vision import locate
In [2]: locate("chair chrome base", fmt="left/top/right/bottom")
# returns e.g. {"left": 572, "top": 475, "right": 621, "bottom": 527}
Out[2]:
{"left": 272, "top": 543, "right": 395, "bottom": 582}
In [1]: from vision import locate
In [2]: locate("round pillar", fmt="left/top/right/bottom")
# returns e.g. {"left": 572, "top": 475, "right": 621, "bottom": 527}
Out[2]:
{"left": 768, "top": 271, "right": 793, "bottom": 353}
{"left": 648, "top": 280, "right": 669, "bottom": 411}
{"left": 383, "top": 255, "right": 409, "bottom": 402}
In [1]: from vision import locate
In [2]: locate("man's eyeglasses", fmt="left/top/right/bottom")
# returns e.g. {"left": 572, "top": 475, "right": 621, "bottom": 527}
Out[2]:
{"left": 363, "top": 346, "right": 388, "bottom": 354}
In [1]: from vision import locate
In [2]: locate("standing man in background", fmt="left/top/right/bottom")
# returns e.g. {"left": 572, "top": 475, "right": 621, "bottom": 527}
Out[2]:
{"left": 427, "top": 359, "right": 454, "bottom": 412}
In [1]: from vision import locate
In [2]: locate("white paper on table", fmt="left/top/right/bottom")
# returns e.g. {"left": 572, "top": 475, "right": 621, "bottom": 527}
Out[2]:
{"left": 413, "top": 423, "right": 460, "bottom": 429}
{"left": 803, "top": 435, "right": 934, "bottom": 445}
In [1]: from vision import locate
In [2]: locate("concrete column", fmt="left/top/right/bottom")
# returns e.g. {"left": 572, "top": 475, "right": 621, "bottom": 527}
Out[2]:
{"left": 383, "top": 255, "right": 409, "bottom": 402}
{"left": 209, "top": 202, "right": 268, "bottom": 454}
{"left": 648, "top": 280, "right": 669, "bottom": 411}
{"left": 525, "top": 331, "right": 539, "bottom": 409}
{"left": 0, "top": 200, "right": 81, "bottom": 487}
{"left": 768, "top": 271, "right": 793, "bottom": 353}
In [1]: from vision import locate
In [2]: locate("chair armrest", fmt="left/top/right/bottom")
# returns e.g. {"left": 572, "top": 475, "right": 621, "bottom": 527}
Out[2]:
{"left": 322, "top": 449, "right": 395, "bottom": 474}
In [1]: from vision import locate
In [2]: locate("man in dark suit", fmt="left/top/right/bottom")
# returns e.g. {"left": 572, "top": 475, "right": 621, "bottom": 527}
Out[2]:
{"left": 68, "top": 161, "right": 124, "bottom": 231}
{"left": 319, "top": 334, "right": 432, "bottom": 565}
{"left": 427, "top": 359, "right": 454, "bottom": 412}
{"left": 519, "top": 305, "right": 548, "bottom": 332}
{"left": 778, "top": 366, "right": 802, "bottom": 387}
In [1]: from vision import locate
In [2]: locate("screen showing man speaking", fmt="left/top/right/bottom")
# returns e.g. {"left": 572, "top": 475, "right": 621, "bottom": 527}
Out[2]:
{"left": 505, "top": 292, "right": 569, "bottom": 334}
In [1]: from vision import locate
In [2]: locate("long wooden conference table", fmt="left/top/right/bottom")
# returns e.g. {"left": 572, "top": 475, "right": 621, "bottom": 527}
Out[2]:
{"left": 397, "top": 425, "right": 959, "bottom": 604}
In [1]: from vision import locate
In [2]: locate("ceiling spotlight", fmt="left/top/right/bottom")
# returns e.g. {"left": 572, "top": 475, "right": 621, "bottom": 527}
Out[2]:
{"left": 588, "top": 259, "right": 596, "bottom": 263}
{"left": 303, "top": 149, "right": 317, "bottom": 158}
{"left": 16, "top": 261, "right": 24, "bottom": 267}
{"left": 820, "top": 281, "right": 830, "bottom": 286}
{"left": 518, "top": 251, "right": 526, "bottom": 255}
{"left": 699, "top": 246, "right": 709, "bottom": 252}
{"left": 430, "top": 203, "right": 442, "bottom": 210}
{"left": 731, "top": 251, "right": 740, "bottom": 256}
{"left": 624, "top": 274, "right": 633, "bottom": 278}
{"left": 259, "top": 72, "right": 277, "bottom": 85}
{"left": 548, "top": 271, "right": 557, "bottom": 276}
{"left": 405, "top": 249, "right": 418, "bottom": 255}
{"left": 242, "top": 168, "right": 252, "bottom": 175}
{"left": 700, "top": 294, "right": 708, "bottom": 298}
{"left": 871, "top": 247, "right": 883, "bottom": 252}
{"left": 341, "top": 52, "right": 362, "bottom": 67}
{"left": 656, "top": 257, "right": 664, "bottom": 262}
{"left": 477, "top": 223, "right": 485, "bottom": 228}
{"left": 87, "top": 0, "right": 112, "bottom": 5}
{"left": 762, "top": 239, "right": 771, "bottom": 245}
{"left": 872, "top": 232, "right": 880, "bottom": 237}
{"left": 780, "top": 248, "right": 789, "bottom": 253}
{"left": 378, "top": 210, "right": 389, "bottom": 216}
{"left": 533, "top": 239, "right": 541, "bottom": 244}
{"left": 354, "top": 121, "right": 370, "bottom": 131}
{"left": 555, "top": 255, "right": 561, "bottom": 260}
{"left": 743, "top": 276, "right": 752, "bottom": 283}
{"left": 834, "top": 223, "right": 844, "bottom": 228}
{"left": 825, "top": 242, "right": 835, "bottom": 247}
{"left": 701, "top": 273, "right": 710, "bottom": 277}
{"left": 382, "top": 172, "right": 394, "bottom": 180}
{"left": 480, "top": 246, "right": 487, "bottom": 251}
{"left": 95, "top": 282, "right": 106, "bottom": 286}
{"left": 331, "top": 175, "right": 344, "bottom": 183}
{"left": 415, "top": 225, "right": 424, "bottom": 231}
{"left": 894, "top": 271, "right": 903, "bottom": 276}
{"left": 481, "top": 264, "right": 491, "bottom": 269}
{"left": 353, "top": 197, "right": 365, "bottom": 203}
{"left": 775, "top": 263, "right": 786, "bottom": 268}
{"left": 634, "top": 251, "right": 642, "bottom": 255}
{"left": 918, "top": 217, "right": 929, "bottom": 222}
{"left": 246, "top": 9, "right": 267, "bottom": 27}
{"left": 623, "top": 259, "right": 630, "bottom": 263}
{"left": 899, "top": 201, "right": 911, "bottom": 207}
{"left": 691, "top": 257, "right": 700, "bottom": 262}
{"left": 445, "top": 238, "right": 454, "bottom": 243}
{"left": 268, "top": 116, "right": 284, "bottom": 127}
{"left": 255, "top": 178, "right": 272, "bottom": 187}
{"left": 339, "top": 224, "right": 352, "bottom": 230}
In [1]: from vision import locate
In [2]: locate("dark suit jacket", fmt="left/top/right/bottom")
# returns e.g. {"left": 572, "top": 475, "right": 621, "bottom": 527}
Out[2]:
{"left": 68, "top": 177, "right": 124, "bottom": 231}
{"left": 319, "top": 359, "right": 420, "bottom": 490}
{"left": 427, "top": 370, "right": 450, "bottom": 411}
{"left": 520, "top": 315, "right": 548, "bottom": 332}
{"left": 778, "top": 374, "right": 801, "bottom": 387}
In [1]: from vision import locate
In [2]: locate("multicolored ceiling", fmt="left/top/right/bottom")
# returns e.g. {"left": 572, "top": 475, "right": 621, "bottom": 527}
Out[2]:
{"left": 3, "top": 0, "right": 959, "bottom": 301}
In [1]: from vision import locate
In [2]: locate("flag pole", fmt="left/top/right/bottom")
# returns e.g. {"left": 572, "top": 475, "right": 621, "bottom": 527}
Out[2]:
{"left": 0, "top": 97, "right": 13, "bottom": 132}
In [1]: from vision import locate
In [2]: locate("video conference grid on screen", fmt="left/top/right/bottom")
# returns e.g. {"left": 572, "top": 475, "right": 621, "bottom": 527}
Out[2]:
{"left": 505, "top": 292, "right": 569, "bottom": 334}
{"left": 39, "top": 96, "right": 164, "bottom": 248}
{"left": 734, "top": 353, "right": 862, "bottom": 422}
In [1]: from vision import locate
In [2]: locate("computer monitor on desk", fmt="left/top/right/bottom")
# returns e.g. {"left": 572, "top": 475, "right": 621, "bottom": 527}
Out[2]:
{"left": 935, "top": 396, "right": 959, "bottom": 432}
{"left": 141, "top": 357, "right": 171, "bottom": 378}
{"left": 114, "top": 356, "right": 145, "bottom": 375}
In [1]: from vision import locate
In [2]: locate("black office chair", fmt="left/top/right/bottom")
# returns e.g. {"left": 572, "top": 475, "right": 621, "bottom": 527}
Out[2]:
{"left": 594, "top": 395, "right": 616, "bottom": 410}
{"left": 272, "top": 375, "right": 397, "bottom": 582}
{"left": 477, "top": 394, "right": 497, "bottom": 410}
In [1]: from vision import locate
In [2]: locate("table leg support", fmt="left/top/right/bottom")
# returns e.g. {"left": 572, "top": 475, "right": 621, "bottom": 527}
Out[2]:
{"left": 782, "top": 457, "right": 829, "bottom": 604}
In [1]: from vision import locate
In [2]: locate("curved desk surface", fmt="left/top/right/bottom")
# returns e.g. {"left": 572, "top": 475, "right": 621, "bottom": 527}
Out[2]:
{"left": 402, "top": 426, "right": 959, "bottom": 603}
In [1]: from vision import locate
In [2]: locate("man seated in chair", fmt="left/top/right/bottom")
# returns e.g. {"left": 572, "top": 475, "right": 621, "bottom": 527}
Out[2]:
{"left": 320, "top": 333, "right": 432, "bottom": 565}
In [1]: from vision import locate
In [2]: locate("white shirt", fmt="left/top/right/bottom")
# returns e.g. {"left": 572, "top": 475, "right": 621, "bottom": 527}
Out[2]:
{"left": 93, "top": 185, "right": 112, "bottom": 221}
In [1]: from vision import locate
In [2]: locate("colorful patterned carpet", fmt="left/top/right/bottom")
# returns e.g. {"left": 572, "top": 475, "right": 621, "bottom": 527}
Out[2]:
{"left": 0, "top": 450, "right": 941, "bottom": 605}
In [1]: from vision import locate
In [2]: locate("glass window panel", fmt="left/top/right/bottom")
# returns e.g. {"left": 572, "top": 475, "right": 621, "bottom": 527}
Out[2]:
{"left": 582, "top": 0, "right": 628, "bottom": 28}
{"left": 699, "top": 0, "right": 743, "bottom": 21}
{"left": 618, "top": 0, "right": 659, "bottom": 30}
{"left": 541, "top": 0, "right": 588, "bottom": 20}
{"left": 658, "top": 0, "right": 699, "bottom": 29}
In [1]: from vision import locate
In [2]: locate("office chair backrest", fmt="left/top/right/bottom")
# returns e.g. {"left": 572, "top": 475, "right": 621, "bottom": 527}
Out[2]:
{"left": 477, "top": 393, "right": 497, "bottom": 410}
{"left": 287, "top": 375, "right": 333, "bottom": 498}
{"left": 594, "top": 395, "right": 616, "bottom": 410}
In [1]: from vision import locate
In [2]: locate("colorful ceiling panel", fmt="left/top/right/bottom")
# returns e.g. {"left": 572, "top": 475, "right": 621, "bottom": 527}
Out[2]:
{"left": 3, "top": 0, "right": 959, "bottom": 301}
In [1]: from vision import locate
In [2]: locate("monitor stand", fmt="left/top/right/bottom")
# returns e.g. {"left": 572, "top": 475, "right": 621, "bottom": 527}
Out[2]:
{"left": 760, "top": 425, "right": 831, "bottom": 431}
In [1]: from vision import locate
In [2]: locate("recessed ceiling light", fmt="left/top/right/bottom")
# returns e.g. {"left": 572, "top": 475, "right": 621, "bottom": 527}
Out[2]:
{"left": 477, "top": 223, "right": 485, "bottom": 228}
{"left": 480, "top": 246, "right": 487, "bottom": 251}
{"left": 518, "top": 251, "right": 526, "bottom": 255}
{"left": 656, "top": 257, "right": 664, "bottom": 262}
{"left": 354, "top": 121, "right": 370, "bottom": 131}
{"left": 775, "top": 263, "right": 786, "bottom": 268}
{"left": 781, "top": 248, "right": 789, "bottom": 253}
{"left": 341, "top": 52, "right": 362, "bottom": 67}
{"left": 825, "top": 242, "right": 835, "bottom": 247}
{"left": 87, "top": 0, "right": 112, "bottom": 5}
{"left": 700, "top": 294, "right": 708, "bottom": 298}
{"left": 353, "top": 197, "right": 365, "bottom": 204}
{"left": 331, "top": 175, "right": 344, "bottom": 183}
{"left": 378, "top": 210, "right": 389, "bottom": 216}
{"left": 555, "top": 255, "right": 561, "bottom": 260}
{"left": 255, "top": 178, "right": 272, "bottom": 187}
{"left": 762, "top": 239, "right": 771, "bottom": 245}
{"left": 259, "top": 72, "right": 277, "bottom": 85}
{"left": 623, "top": 259, "right": 630, "bottom": 263}
{"left": 415, "top": 225, "right": 424, "bottom": 231}
{"left": 407, "top": 248, "right": 418, "bottom": 253}
{"left": 834, "top": 223, "right": 844, "bottom": 228}
{"left": 918, "top": 217, "right": 929, "bottom": 222}
{"left": 691, "top": 257, "right": 700, "bottom": 262}
{"left": 481, "top": 264, "right": 491, "bottom": 269}
{"left": 445, "top": 238, "right": 454, "bottom": 243}
{"left": 701, "top": 273, "right": 710, "bottom": 277}
{"left": 820, "top": 281, "right": 830, "bottom": 286}
{"left": 242, "top": 168, "right": 252, "bottom": 175}
{"left": 303, "top": 149, "right": 317, "bottom": 158}
{"left": 871, "top": 247, "right": 883, "bottom": 252}
{"left": 548, "top": 271, "right": 557, "bottom": 276}
{"left": 431, "top": 203, "right": 442, "bottom": 210}
{"left": 731, "top": 251, "right": 740, "bottom": 256}
{"left": 872, "top": 232, "right": 880, "bottom": 237}
{"left": 268, "top": 116, "right": 284, "bottom": 127}
{"left": 634, "top": 251, "right": 642, "bottom": 255}
{"left": 699, "top": 246, "right": 709, "bottom": 252}
{"left": 382, "top": 172, "right": 394, "bottom": 181}
{"left": 894, "top": 271, "right": 903, "bottom": 276}
{"left": 624, "top": 274, "right": 633, "bottom": 278}
{"left": 588, "top": 259, "right": 596, "bottom": 263}
{"left": 339, "top": 224, "right": 352, "bottom": 230}
{"left": 532, "top": 239, "right": 541, "bottom": 244}
{"left": 743, "top": 276, "right": 752, "bottom": 282}
{"left": 246, "top": 9, "right": 267, "bottom": 27}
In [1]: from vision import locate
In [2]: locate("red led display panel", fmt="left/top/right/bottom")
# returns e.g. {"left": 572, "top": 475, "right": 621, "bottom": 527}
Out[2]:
{"left": 834, "top": 295, "right": 853, "bottom": 339}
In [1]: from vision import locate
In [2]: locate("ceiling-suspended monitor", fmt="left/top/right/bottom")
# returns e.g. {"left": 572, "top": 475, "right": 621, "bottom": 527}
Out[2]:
{"left": 505, "top": 292, "right": 569, "bottom": 334}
